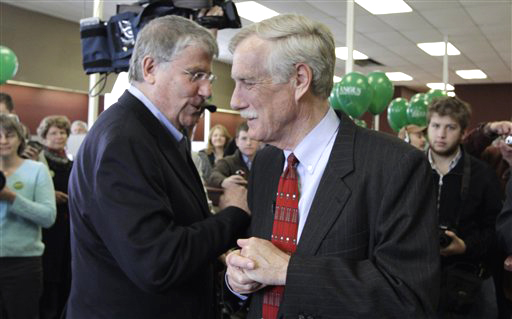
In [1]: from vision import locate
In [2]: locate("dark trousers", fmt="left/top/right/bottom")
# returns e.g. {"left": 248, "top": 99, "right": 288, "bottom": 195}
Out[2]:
{"left": 0, "top": 256, "right": 42, "bottom": 319}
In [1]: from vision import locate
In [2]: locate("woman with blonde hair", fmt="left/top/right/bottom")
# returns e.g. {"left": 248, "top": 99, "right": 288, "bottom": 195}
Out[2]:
{"left": 196, "top": 124, "right": 231, "bottom": 181}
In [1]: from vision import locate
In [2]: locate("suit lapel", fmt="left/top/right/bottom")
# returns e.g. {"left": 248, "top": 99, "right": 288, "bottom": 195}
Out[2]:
{"left": 297, "top": 112, "right": 356, "bottom": 255}
{"left": 120, "top": 92, "right": 210, "bottom": 216}
{"left": 253, "top": 148, "right": 284, "bottom": 240}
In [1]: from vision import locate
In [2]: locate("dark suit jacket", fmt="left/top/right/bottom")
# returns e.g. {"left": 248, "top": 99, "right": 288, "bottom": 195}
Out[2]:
{"left": 67, "top": 91, "right": 250, "bottom": 319}
{"left": 245, "top": 112, "right": 439, "bottom": 319}
{"left": 208, "top": 149, "right": 250, "bottom": 188}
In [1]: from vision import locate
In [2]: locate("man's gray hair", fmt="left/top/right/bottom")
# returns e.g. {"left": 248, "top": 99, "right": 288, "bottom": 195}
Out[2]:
{"left": 229, "top": 14, "right": 335, "bottom": 99}
{"left": 129, "top": 15, "right": 219, "bottom": 83}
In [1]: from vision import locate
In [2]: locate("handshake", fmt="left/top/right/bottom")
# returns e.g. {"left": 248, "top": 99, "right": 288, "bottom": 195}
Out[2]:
{"left": 225, "top": 238, "right": 291, "bottom": 294}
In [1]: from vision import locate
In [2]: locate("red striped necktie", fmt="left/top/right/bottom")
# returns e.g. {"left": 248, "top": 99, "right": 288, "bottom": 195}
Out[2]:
{"left": 262, "top": 153, "right": 300, "bottom": 319}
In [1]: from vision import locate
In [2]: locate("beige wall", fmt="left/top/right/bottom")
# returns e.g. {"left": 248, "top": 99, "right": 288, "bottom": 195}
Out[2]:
{"left": 0, "top": 3, "right": 235, "bottom": 111}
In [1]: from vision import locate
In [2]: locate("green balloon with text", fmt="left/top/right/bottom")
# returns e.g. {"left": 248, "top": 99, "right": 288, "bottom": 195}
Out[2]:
{"left": 387, "top": 97, "right": 409, "bottom": 132}
{"left": 336, "top": 72, "right": 373, "bottom": 118}
{"left": 328, "top": 84, "right": 343, "bottom": 110}
{"left": 410, "top": 93, "right": 427, "bottom": 102}
{"left": 0, "top": 46, "right": 18, "bottom": 84}
{"left": 367, "top": 71, "right": 394, "bottom": 115}
{"left": 407, "top": 98, "right": 429, "bottom": 126}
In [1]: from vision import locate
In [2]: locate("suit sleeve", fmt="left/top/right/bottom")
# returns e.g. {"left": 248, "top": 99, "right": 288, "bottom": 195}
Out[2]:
{"left": 88, "top": 135, "right": 249, "bottom": 294}
{"left": 497, "top": 179, "right": 512, "bottom": 254}
{"left": 283, "top": 149, "right": 440, "bottom": 318}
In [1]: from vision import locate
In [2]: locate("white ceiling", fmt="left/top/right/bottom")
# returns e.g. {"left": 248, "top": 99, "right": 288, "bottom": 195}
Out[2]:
{"left": 6, "top": 0, "right": 512, "bottom": 90}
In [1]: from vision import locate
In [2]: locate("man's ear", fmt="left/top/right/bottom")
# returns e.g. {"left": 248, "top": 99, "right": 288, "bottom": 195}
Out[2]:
{"left": 293, "top": 63, "right": 313, "bottom": 101}
{"left": 141, "top": 56, "right": 157, "bottom": 84}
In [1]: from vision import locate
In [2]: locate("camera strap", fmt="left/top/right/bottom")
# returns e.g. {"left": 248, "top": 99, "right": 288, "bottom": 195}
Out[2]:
{"left": 453, "top": 148, "right": 471, "bottom": 229}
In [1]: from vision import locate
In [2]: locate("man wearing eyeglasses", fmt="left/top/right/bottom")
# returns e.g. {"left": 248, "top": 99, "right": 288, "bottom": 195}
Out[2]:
{"left": 67, "top": 16, "right": 250, "bottom": 319}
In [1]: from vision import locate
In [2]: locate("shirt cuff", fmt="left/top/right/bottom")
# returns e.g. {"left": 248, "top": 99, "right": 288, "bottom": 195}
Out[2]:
{"left": 224, "top": 272, "right": 249, "bottom": 300}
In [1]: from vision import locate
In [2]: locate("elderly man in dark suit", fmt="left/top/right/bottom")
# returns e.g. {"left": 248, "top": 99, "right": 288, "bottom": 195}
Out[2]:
{"left": 225, "top": 14, "right": 440, "bottom": 318}
{"left": 67, "top": 16, "right": 250, "bottom": 319}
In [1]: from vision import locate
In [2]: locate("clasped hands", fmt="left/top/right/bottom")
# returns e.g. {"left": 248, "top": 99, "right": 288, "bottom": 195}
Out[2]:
{"left": 226, "top": 237, "right": 291, "bottom": 294}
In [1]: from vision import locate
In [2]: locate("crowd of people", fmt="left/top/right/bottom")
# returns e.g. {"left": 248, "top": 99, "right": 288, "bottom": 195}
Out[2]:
{"left": 0, "top": 12, "right": 511, "bottom": 319}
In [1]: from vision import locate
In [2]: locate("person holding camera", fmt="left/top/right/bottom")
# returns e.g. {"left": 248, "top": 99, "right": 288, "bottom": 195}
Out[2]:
{"left": 0, "top": 114, "right": 56, "bottom": 319}
{"left": 426, "top": 97, "right": 502, "bottom": 317}
{"left": 463, "top": 121, "right": 512, "bottom": 318}
{"left": 208, "top": 122, "right": 260, "bottom": 189}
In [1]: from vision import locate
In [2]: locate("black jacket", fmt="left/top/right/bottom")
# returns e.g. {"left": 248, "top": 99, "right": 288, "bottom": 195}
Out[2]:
{"left": 432, "top": 148, "right": 502, "bottom": 268}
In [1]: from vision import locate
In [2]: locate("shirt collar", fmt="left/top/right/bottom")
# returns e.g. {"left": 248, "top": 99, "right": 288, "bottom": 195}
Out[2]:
{"left": 284, "top": 107, "right": 340, "bottom": 174}
{"left": 241, "top": 153, "right": 252, "bottom": 170}
{"left": 128, "top": 85, "right": 183, "bottom": 142}
{"left": 428, "top": 145, "right": 462, "bottom": 176}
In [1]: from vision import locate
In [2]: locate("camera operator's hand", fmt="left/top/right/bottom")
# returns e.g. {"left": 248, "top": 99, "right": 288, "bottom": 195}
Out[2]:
{"left": 440, "top": 230, "right": 466, "bottom": 256}
{"left": 484, "top": 121, "right": 512, "bottom": 137}
{"left": 197, "top": 6, "right": 223, "bottom": 37}
{"left": 505, "top": 256, "right": 512, "bottom": 272}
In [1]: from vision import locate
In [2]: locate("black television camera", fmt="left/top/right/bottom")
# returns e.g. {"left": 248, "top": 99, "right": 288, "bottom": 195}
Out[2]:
{"left": 80, "top": 0, "right": 241, "bottom": 75}
{"left": 439, "top": 225, "right": 454, "bottom": 248}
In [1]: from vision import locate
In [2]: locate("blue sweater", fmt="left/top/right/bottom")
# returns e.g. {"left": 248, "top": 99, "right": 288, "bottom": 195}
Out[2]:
{"left": 0, "top": 160, "right": 56, "bottom": 257}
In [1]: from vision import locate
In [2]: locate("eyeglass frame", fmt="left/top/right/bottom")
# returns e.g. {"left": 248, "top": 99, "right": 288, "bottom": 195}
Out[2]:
{"left": 181, "top": 69, "right": 217, "bottom": 84}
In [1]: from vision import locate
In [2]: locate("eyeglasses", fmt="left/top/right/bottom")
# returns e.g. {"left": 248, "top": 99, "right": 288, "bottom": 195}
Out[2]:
{"left": 182, "top": 69, "right": 217, "bottom": 84}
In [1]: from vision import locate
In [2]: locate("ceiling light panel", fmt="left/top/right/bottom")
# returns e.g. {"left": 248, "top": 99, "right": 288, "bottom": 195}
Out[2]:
{"left": 455, "top": 69, "right": 487, "bottom": 79}
{"left": 355, "top": 0, "right": 412, "bottom": 15}
{"left": 417, "top": 42, "right": 461, "bottom": 56}
{"left": 235, "top": 1, "right": 279, "bottom": 22}
{"left": 385, "top": 72, "right": 413, "bottom": 81}
{"left": 427, "top": 83, "right": 455, "bottom": 90}
{"left": 335, "top": 47, "right": 369, "bottom": 60}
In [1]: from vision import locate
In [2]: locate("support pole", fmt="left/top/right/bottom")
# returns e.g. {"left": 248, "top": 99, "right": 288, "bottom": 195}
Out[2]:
{"left": 87, "top": 0, "right": 104, "bottom": 128}
{"left": 345, "top": 0, "right": 355, "bottom": 74}
{"left": 443, "top": 35, "right": 449, "bottom": 92}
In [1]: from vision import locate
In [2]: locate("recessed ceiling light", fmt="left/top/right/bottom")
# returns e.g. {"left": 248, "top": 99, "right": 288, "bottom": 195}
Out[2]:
{"left": 333, "top": 76, "right": 342, "bottom": 83}
{"left": 335, "top": 47, "right": 368, "bottom": 60}
{"left": 455, "top": 69, "right": 487, "bottom": 79}
{"left": 417, "top": 42, "right": 460, "bottom": 56}
{"left": 447, "top": 91, "right": 456, "bottom": 97}
{"left": 235, "top": 1, "right": 279, "bottom": 22}
{"left": 385, "top": 72, "right": 413, "bottom": 81}
{"left": 355, "top": 0, "right": 412, "bottom": 15}
{"left": 427, "top": 83, "right": 454, "bottom": 91}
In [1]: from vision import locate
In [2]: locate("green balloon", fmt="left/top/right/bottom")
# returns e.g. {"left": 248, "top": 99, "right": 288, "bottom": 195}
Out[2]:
{"left": 410, "top": 93, "right": 427, "bottom": 102}
{"left": 328, "top": 84, "right": 343, "bottom": 110}
{"left": 367, "top": 71, "right": 394, "bottom": 115}
{"left": 0, "top": 46, "right": 18, "bottom": 84}
{"left": 407, "top": 98, "right": 429, "bottom": 126}
{"left": 353, "top": 118, "right": 367, "bottom": 128}
{"left": 425, "top": 89, "right": 448, "bottom": 104}
{"left": 387, "top": 97, "right": 409, "bottom": 132}
{"left": 336, "top": 72, "right": 373, "bottom": 118}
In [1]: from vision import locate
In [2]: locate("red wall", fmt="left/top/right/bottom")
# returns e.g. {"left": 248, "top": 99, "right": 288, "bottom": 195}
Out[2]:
{"left": 0, "top": 83, "right": 104, "bottom": 135}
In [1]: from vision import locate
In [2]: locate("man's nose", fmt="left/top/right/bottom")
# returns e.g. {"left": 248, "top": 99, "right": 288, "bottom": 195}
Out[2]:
{"left": 198, "top": 81, "right": 212, "bottom": 98}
